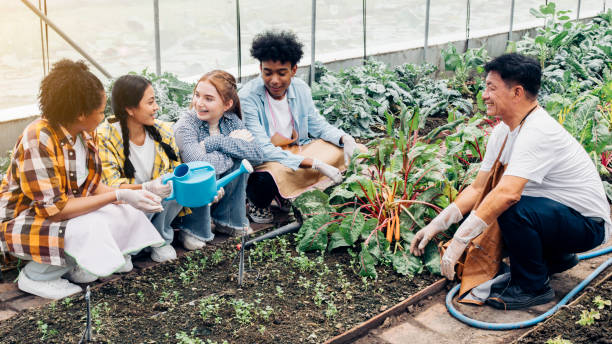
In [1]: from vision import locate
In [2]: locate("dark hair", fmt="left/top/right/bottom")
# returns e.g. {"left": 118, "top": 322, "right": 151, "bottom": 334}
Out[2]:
{"left": 39, "top": 59, "right": 104, "bottom": 126}
{"left": 111, "top": 74, "right": 178, "bottom": 179}
{"left": 190, "top": 70, "right": 242, "bottom": 119}
{"left": 250, "top": 30, "right": 304, "bottom": 66}
{"left": 484, "top": 53, "right": 541, "bottom": 99}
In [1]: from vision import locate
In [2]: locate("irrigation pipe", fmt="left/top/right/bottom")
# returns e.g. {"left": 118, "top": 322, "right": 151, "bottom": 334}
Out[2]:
{"left": 446, "top": 245, "right": 612, "bottom": 330}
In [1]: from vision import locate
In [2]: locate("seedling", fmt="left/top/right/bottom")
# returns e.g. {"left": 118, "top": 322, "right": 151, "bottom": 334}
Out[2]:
{"left": 545, "top": 336, "right": 572, "bottom": 344}
{"left": 211, "top": 249, "right": 224, "bottom": 265}
{"left": 592, "top": 295, "right": 611, "bottom": 309}
{"left": 37, "top": 320, "right": 57, "bottom": 340}
{"left": 230, "top": 299, "right": 254, "bottom": 326}
{"left": 275, "top": 285, "right": 285, "bottom": 298}
{"left": 325, "top": 301, "right": 338, "bottom": 319}
{"left": 576, "top": 308, "right": 600, "bottom": 326}
{"left": 62, "top": 297, "right": 73, "bottom": 308}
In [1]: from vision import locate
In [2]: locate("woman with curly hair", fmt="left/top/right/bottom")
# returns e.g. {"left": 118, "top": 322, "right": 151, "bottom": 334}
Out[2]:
{"left": 0, "top": 60, "right": 164, "bottom": 299}
{"left": 97, "top": 74, "right": 206, "bottom": 261}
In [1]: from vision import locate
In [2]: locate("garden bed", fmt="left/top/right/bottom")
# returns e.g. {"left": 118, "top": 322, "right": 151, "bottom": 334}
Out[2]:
{"left": 516, "top": 267, "right": 612, "bottom": 344}
{"left": 0, "top": 235, "right": 438, "bottom": 343}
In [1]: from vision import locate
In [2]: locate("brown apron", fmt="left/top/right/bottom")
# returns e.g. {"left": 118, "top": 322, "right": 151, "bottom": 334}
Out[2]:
{"left": 440, "top": 135, "right": 509, "bottom": 304}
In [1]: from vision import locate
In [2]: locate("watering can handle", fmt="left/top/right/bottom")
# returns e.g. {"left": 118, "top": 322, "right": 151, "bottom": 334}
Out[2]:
{"left": 161, "top": 173, "right": 175, "bottom": 201}
{"left": 216, "top": 159, "right": 254, "bottom": 190}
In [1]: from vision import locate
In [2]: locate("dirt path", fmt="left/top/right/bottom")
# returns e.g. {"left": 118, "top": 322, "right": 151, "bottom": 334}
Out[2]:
{"left": 356, "top": 242, "right": 612, "bottom": 344}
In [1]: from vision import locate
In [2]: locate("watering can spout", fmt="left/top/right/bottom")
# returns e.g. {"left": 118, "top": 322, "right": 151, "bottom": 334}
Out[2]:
{"left": 216, "top": 159, "right": 253, "bottom": 190}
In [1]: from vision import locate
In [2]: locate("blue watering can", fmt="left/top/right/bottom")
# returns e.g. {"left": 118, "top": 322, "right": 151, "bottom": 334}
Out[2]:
{"left": 161, "top": 159, "right": 253, "bottom": 207}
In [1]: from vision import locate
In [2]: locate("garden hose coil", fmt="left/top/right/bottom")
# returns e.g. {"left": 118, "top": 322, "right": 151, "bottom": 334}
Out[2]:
{"left": 445, "top": 245, "right": 612, "bottom": 330}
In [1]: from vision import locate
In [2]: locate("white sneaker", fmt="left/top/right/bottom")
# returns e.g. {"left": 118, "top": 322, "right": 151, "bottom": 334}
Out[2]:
{"left": 179, "top": 231, "right": 206, "bottom": 251}
{"left": 117, "top": 255, "right": 134, "bottom": 273}
{"left": 18, "top": 270, "right": 82, "bottom": 300}
{"left": 150, "top": 244, "right": 177, "bottom": 262}
{"left": 67, "top": 266, "right": 98, "bottom": 284}
{"left": 215, "top": 224, "right": 254, "bottom": 237}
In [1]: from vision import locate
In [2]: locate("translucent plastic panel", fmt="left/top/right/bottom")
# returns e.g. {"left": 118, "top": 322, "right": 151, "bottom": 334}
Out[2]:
{"left": 469, "top": 0, "right": 512, "bottom": 36}
{"left": 159, "top": 0, "right": 237, "bottom": 79}
{"left": 513, "top": 0, "right": 547, "bottom": 29}
{"left": 579, "top": 0, "right": 606, "bottom": 17}
{"left": 310, "top": 0, "right": 363, "bottom": 64}
{"left": 0, "top": 1, "right": 44, "bottom": 111}
{"left": 429, "top": 0, "right": 468, "bottom": 42}
{"left": 44, "top": 0, "right": 155, "bottom": 83}
{"left": 365, "top": 0, "right": 425, "bottom": 54}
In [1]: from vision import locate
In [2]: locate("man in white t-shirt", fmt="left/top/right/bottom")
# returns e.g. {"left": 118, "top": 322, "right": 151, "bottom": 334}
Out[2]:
{"left": 410, "top": 53, "right": 610, "bottom": 310}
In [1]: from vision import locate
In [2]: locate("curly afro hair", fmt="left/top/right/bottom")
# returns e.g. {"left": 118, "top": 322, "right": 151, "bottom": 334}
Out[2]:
{"left": 39, "top": 59, "right": 105, "bottom": 126}
{"left": 250, "top": 30, "right": 304, "bottom": 66}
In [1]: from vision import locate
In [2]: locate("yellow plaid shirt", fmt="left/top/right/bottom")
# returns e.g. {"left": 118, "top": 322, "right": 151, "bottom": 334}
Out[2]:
{"left": 0, "top": 119, "right": 102, "bottom": 266}
{"left": 96, "top": 119, "right": 181, "bottom": 186}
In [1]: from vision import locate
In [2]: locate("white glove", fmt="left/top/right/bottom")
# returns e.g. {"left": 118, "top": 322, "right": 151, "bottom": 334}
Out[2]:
{"left": 208, "top": 187, "right": 225, "bottom": 206}
{"left": 440, "top": 212, "right": 488, "bottom": 280}
{"left": 312, "top": 159, "right": 343, "bottom": 184}
{"left": 410, "top": 203, "right": 463, "bottom": 256}
{"left": 142, "top": 177, "right": 172, "bottom": 199}
{"left": 229, "top": 129, "right": 254, "bottom": 142}
{"left": 341, "top": 135, "right": 358, "bottom": 166}
{"left": 115, "top": 189, "right": 163, "bottom": 213}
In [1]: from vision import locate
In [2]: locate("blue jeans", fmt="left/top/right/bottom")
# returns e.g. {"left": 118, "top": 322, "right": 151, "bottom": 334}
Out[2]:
{"left": 146, "top": 199, "right": 183, "bottom": 245}
{"left": 498, "top": 196, "right": 605, "bottom": 292}
{"left": 175, "top": 161, "right": 249, "bottom": 241}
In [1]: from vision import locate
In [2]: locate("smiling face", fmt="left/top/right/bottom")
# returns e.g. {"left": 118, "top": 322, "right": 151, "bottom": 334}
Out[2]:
{"left": 126, "top": 85, "right": 158, "bottom": 126}
{"left": 482, "top": 71, "right": 515, "bottom": 119}
{"left": 260, "top": 60, "right": 297, "bottom": 100}
{"left": 192, "top": 80, "right": 233, "bottom": 124}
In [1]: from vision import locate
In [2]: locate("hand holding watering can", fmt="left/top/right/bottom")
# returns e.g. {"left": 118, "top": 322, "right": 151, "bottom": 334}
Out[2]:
{"left": 161, "top": 159, "right": 253, "bottom": 207}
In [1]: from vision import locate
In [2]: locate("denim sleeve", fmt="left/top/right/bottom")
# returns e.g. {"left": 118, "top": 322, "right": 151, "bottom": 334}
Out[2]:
{"left": 241, "top": 94, "right": 304, "bottom": 170}
{"left": 173, "top": 116, "right": 234, "bottom": 175}
{"left": 200, "top": 135, "right": 264, "bottom": 166}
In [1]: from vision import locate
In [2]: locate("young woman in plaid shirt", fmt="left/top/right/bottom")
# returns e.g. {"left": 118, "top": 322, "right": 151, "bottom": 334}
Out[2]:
{"left": 174, "top": 70, "right": 263, "bottom": 240}
{"left": 0, "top": 60, "right": 165, "bottom": 299}
{"left": 97, "top": 75, "right": 223, "bottom": 261}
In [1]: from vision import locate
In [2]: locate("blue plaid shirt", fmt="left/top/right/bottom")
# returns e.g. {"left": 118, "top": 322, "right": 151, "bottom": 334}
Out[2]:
{"left": 173, "top": 110, "right": 263, "bottom": 175}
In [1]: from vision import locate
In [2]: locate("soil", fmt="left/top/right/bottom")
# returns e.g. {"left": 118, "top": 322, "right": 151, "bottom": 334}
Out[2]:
{"left": 0, "top": 235, "right": 438, "bottom": 344}
{"left": 516, "top": 272, "right": 612, "bottom": 344}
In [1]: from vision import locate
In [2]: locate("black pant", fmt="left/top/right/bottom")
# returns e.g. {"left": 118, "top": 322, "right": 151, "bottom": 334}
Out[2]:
{"left": 498, "top": 196, "right": 605, "bottom": 292}
{"left": 246, "top": 172, "right": 279, "bottom": 208}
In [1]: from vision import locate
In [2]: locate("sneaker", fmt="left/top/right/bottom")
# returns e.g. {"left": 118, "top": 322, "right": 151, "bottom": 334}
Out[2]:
{"left": 272, "top": 196, "right": 292, "bottom": 213}
{"left": 179, "top": 231, "right": 206, "bottom": 251}
{"left": 117, "top": 255, "right": 134, "bottom": 273}
{"left": 215, "top": 224, "right": 254, "bottom": 237}
{"left": 486, "top": 283, "right": 555, "bottom": 310}
{"left": 150, "top": 245, "right": 178, "bottom": 262}
{"left": 547, "top": 253, "right": 579, "bottom": 275}
{"left": 247, "top": 199, "right": 273, "bottom": 224}
{"left": 66, "top": 266, "right": 98, "bottom": 284}
{"left": 18, "top": 270, "right": 82, "bottom": 300}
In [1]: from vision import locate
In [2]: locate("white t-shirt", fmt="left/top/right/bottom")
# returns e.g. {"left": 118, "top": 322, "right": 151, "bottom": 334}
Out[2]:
{"left": 268, "top": 95, "right": 294, "bottom": 138}
{"left": 481, "top": 107, "right": 611, "bottom": 243}
{"left": 66, "top": 134, "right": 88, "bottom": 187}
{"left": 129, "top": 132, "right": 155, "bottom": 185}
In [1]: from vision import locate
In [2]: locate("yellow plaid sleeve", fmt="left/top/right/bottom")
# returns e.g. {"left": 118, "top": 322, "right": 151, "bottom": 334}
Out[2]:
{"left": 96, "top": 121, "right": 132, "bottom": 187}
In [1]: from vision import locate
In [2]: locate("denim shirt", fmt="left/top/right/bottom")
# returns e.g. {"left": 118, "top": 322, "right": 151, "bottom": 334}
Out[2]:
{"left": 173, "top": 110, "right": 263, "bottom": 176}
{"left": 239, "top": 77, "right": 346, "bottom": 170}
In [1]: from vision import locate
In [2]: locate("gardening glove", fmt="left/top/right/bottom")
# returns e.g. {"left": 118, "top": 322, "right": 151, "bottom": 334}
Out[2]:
{"left": 341, "top": 135, "right": 358, "bottom": 166}
{"left": 208, "top": 187, "right": 224, "bottom": 207}
{"left": 410, "top": 203, "right": 463, "bottom": 256}
{"left": 312, "top": 159, "right": 343, "bottom": 184}
{"left": 115, "top": 189, "right": 163, "bottom": 213}
{"left": 142, "top": 177, "right": 172, "bottom": 199}
{"left": 229, "top": 129, "right": 254, "bottom": 142}
{"left": 440, "top": 212, "right": 488, "bottom": 280}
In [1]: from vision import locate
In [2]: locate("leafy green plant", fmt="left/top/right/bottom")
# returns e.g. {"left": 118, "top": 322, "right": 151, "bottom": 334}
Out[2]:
{"left": 441, "top": 45, "right": 488, "bottom": 98}
{"left": 36, "top": 320, "right": 57, "bottom": 341}
{"left": 230, "top": 299, "right": 254, "bottom": 326}
{"left": 592, "top": 295, "right": 611, "bottom": 309}
{"left": 0, "top": 150, "right": 11, "bottom": 176}
{"left": 199, "top": 295, "right": 222, "bottom": 324}
{"left": 576, "top": 308, "right": 601, "bottom": 326}
{"left": 545, "top": 336, "right": 573, "bottom": 344}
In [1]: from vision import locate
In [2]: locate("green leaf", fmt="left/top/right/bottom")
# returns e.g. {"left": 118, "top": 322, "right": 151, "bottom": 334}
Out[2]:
{"left": 388, "top": 246, "right": 423, "bottom": 276}
{"left": 297, "top": 214, "right": 331, "bottom": 252}
{"left": 328, "top": 223, "right": 350, "bottom": 251}
{"left": 423, "top": 242, "right": 441, "bottom": 275}
{"left": 358, "top": 243, "right": 378, "bottom": 278}
{"left": 339, "top": 211, "right": 365, "bottom": 246}
{"left": 329, "top": 186, "right": 355, "bottom": 204}
{"left": 361, "top": 218, "right": 379, "bottom": 240}
{"left": 293, "top": 190, "right": 331, "bottom": 217}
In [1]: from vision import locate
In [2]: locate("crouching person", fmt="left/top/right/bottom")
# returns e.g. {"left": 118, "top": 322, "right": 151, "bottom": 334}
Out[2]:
{"left": 0, "top": 60, "right": 165, "bottom": 300}
{"left": 97, "top": 75, "right": 185, "bottom": 261}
